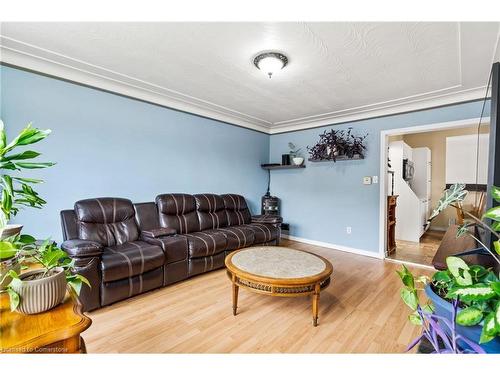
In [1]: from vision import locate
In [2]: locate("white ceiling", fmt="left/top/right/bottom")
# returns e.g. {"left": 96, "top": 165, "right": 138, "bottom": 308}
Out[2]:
{"left": 1, "top": 22, "right": 499, "bottom": 134}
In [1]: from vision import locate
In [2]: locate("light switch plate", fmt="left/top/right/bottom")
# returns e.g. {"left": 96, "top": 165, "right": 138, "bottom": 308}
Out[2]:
{"left": 372, "top": 175, "right": 379, "bottom": 184}
{"left": 363, "top": 176, "right": 372, "bottom": 185}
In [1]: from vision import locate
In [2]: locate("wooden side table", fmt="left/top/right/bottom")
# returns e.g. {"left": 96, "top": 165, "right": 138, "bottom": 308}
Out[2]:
{"left": 0, "top": 288, "right": 91, "bottom": 353}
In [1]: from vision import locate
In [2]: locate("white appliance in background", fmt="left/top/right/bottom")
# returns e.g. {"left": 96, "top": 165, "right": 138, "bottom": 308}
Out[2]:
{"left": 412, "top": 147, "right": 432, "bottom": 225}
{"left": 388, "top": 141, "right": 431, "bottom": 242}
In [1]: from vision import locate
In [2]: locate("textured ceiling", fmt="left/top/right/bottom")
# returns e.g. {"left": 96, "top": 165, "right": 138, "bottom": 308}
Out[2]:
{"left": 1, "top": 22, "right": 499, "bottom": 133}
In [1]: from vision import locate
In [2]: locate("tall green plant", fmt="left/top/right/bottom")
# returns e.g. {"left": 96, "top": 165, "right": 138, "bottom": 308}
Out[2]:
{"left": 0, "top": 120, "right": 55, "bottom": 228}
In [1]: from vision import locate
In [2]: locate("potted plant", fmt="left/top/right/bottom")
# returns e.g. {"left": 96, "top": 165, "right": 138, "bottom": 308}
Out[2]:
{"left": 288, "top": 142, "right": 304, "bottom": 165}
{"left": 398, "top": 183, "right": 500, "bottom": 353}
{"left": 2, "top": 237, "right": 90, "bottom": 314}
{"left": 0, "top": 120, "right": 55, "bottom": 238}
{"left": 397, "top": 265, "right": 485, "bottom": 353}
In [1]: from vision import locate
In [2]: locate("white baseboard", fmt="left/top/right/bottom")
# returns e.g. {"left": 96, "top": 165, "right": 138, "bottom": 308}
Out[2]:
{"left": 281, "top": 234, "right": 384, "bottom": 259}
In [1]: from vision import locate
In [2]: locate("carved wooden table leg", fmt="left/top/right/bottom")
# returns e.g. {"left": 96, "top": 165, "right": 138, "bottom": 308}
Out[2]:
{"left": 312, "top": 283, "right": 320, "bottom": 327}
{"left": 232, "top": 275, "right": 239, "bottom": 316}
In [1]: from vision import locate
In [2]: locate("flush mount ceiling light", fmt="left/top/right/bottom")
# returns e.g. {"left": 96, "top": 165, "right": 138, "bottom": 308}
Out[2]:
{"left": 253, "top": 52, "right": 288, "bottom": 79}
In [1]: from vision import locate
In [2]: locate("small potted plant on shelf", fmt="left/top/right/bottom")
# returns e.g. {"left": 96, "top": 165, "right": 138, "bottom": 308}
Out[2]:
{"left": 0, "top": 120, "right": 55, "bottom": 238}
{"left": 288, "top": 142, "right": 304, "bottom": 166}
{"left": 1, "top": 236, "right": 90, "bottom": 314}
{"left": 398, "top": 183, "right": 500, "bottom": 353}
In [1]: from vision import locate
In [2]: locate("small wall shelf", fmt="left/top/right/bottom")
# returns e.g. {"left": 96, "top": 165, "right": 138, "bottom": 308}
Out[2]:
{"left": 261, "top": 164, "right": 306, "bottom": 170}
{"left": 308, "top": 154, "right": 364, "bottom": 162}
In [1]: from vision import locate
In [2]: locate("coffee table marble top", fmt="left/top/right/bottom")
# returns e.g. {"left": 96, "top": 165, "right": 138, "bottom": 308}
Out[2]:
{"left": 230, "top": 246, "right": 327, "bottom": 279}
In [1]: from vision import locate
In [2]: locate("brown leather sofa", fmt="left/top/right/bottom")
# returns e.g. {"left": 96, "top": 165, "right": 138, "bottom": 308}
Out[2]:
{"left": 60, "top": 193, "right": 281, "bottom": 311}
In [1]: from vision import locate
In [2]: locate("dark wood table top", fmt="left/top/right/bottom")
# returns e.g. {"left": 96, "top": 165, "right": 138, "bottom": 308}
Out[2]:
{"left": 432, "top": 225, "right": 496, "bottom": 270}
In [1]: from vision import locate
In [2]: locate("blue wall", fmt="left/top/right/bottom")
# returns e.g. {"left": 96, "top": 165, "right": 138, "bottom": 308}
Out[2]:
{"left": 269, "top": 101, "right": 489, "bottom": 253}
{"left": 1, "top": 64, "right": 489, "bottom": 254}
{"left": 0, "top": 66, "right": 270, "bottom": 241}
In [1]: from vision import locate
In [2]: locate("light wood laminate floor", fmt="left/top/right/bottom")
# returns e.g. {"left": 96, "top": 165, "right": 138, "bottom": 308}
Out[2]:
{"left": 83, "top": 239, "right": 429, "bottom": 353}
{"left": 387, "top": 230, "right": 444, "bottom": 267}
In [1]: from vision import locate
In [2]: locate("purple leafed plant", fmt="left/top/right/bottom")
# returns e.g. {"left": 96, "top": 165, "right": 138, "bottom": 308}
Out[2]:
{"left": 408, "top": 299, "right": 485, "bottom": 354}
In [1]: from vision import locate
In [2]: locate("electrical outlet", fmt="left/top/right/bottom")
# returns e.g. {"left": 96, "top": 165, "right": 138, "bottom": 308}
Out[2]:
{"left": 346, "top": 226, "right": 352, "bottom": 234}
{"left": 372, "top": 175, "right": 379, "bottom": 184}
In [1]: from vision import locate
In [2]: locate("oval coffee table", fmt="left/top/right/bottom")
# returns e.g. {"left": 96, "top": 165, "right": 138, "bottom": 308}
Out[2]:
{"left": 225, "top": 246, "right": 333, "bottom": 326}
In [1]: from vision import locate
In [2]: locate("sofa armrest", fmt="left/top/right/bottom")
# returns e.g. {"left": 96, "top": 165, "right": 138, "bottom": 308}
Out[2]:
{"left": 251, "top": 215, "right": 283, "bottom": 225}
{"left": 141, "top": 227, "right": 177, "bottom": 238}
{"left": 61, "top": 239, "right": 103, "bottom": 258}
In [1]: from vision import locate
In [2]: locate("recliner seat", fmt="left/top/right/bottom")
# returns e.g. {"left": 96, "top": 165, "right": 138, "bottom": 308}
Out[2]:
{"left": 61, "top": 198, "right": 165, "bottom": 309}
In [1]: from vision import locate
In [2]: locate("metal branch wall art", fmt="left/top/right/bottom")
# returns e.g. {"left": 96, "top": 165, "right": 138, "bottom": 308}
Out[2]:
{"left": 307, "top": 128, "right": 368, "bottom": 162}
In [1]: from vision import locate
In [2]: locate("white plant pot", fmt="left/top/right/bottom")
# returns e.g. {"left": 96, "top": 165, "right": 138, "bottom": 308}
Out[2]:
{"left": 12, "top": 267, "right": 67, "bottom": 314}
{"left": 292, "top": 157, "right": 304, "bottom": 166}
{"left": 0, "top": 224, "right": 23, "bottom": 240}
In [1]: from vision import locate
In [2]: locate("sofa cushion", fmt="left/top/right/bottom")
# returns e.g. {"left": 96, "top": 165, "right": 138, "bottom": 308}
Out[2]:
{"left": 188, "top": 252, "right": 225, "bottom": 277}
{"left": 218, "top": 225, "right": 255, "bottom": 250}
{"left": 221, "top": 194, "right": 252, "bottom": 226}
{"left": 156, "top": 194, "right": 199, "bottom": 234}
{"left": 244, "top": 223, "right": 279, "bottom": 244}
{"left": 194, "top": 194, "right": 228, "bottom": 230}
{"left": 142, "top": 234, "right": 188, "bottom": 264}
{"left": 184, "top": 231, "right": 227, "bottom": 258}
{"left": 75, "top": 198, "right": 140, "bottom": 246}
{"left": 101, "top": 241, "right": 165, "bottom": 282}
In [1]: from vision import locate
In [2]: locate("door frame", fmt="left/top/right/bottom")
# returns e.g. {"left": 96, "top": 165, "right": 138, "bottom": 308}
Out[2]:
{"left": 378, "top": 117, "right": 488, "bottom": 259}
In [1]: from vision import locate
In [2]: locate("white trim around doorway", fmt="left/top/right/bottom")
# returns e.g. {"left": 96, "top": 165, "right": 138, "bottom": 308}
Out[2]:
{"left": 378, "top": 116, "right": 489, "bottom": 259}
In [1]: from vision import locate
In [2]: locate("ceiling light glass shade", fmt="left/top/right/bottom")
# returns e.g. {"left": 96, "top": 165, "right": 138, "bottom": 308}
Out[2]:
{"left": 253, "top": 52, "right": 288, "bottom": 78}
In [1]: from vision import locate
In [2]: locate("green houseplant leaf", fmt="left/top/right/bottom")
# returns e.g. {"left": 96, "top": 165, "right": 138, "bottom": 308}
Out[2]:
{"left": 483, "top": 206, "right": 500, "bottom": 222}
{"left": 492, "top": 281, "right": 500, "bottom": 296}
{"left": 7, "top": 288, "right": 20, "bottom": 312}
{"left": 0, "top": 119, "right": 6, "bottom": 149}
{"left": 396, "top": 264, "right": 414, "bottom": 289}
{"left": 2, "top": 150, "right": 41, "bottom": 161}
{"left": 494, "top": 240, "right": 500, "bottom": 256}
{"left": 0, "top": 241, "right": 18, "bottom": 260}
{"left": 429, "top": 183, "right": 468, "bottom": 220}
{"left": 456, "top": 307, "right": 484, "bottom": 326}
{"left": 400, "top": 286, "right": 418, "bottom": 310}
{"left": 479, "top": 313, "right": 497, "bottom": 344}
{"left": 66, "top": 274, "right": 91, "bottom": 296}
{"left": 14, "top": 162, "right": 56, "bottom": 169}
{"left": 491, "top": 186, "right": 500, "bottom": 203}
{"left": 447, "top": 284, "right": 496, "bottom": 302}
{"left": 446, "top": 256, "right": 472, "bottom": 286}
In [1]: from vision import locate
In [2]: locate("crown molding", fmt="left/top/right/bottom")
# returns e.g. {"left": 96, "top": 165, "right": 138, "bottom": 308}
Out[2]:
{"left": 0, "top": 35, "right": 487, "bottom": 136}
{"left": 268, "top": 86, "right": 486, "bottom": 134}
{"left": 0, "top": 36, "right": 272, "bottom": 134}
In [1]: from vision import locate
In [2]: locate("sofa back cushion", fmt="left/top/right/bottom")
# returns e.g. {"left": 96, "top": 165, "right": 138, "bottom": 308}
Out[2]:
{"left": 221, "top": 194, "right": 252, "bottom": 226}
{"left": 156, "top": 193, "right": 199, "bottom": 234}
{"left": 74, "top": 198, "right": 139, "bottom": 246}
{"left": 134, "top": 202, "right": 159, "bottom": 231}
{"left": 194, "top": 194, "right": 228, "bottom": 230}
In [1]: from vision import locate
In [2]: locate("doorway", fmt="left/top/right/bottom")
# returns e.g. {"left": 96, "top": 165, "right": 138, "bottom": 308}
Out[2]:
{"left": 379, "top": 117, "right": 490, "bottom": 267}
